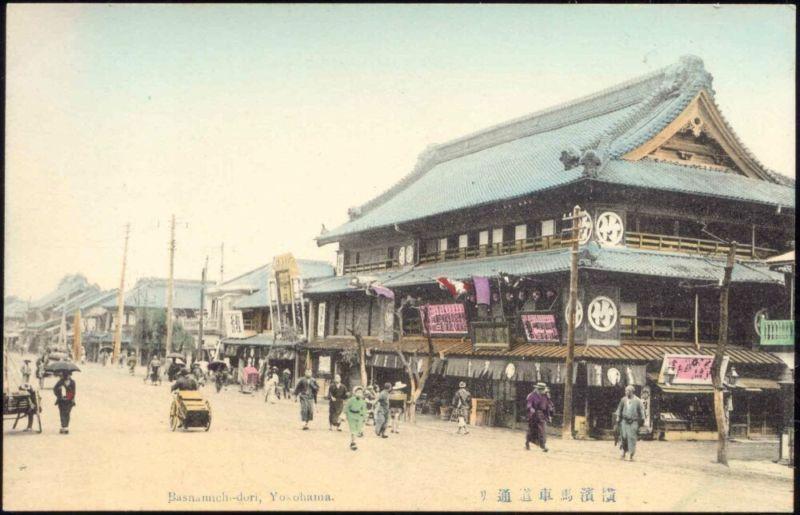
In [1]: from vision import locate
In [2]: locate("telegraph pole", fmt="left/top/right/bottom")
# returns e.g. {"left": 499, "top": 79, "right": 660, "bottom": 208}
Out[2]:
{"left": 165, "top": 215, "right": 176, "bottom": 353}
{"left": 713, "top": 242, "right": 736, "bottom": 466}
{"left": 112, "top": 223, "right": 130, "bottom": 363}
{"left": 199, "top": 255, "right": 208, "bottom": 358}
{"left": 562, "top": 205, "right": 582, "bottom": 440}
{"left": 220, "top": 242, "right": 225, "bottom": 283}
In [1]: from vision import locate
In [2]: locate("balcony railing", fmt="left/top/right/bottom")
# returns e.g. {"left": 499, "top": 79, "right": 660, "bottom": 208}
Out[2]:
{"left": 759, "top": 319, "right": 794, "bottom": 346}
{"left": 180, "top": 318, "right": 219, "bottom": 332}
{"left": 419, "top": 235, "right": 570, "bottom": 265}
{"left": 343, "top": 259, "right": 399, "bottom": 275}
{"left": 625, "top": 232, "right": 777, "bottom": 259}
{"left": 620, "top": 316, "right": 719, "bottom": 342}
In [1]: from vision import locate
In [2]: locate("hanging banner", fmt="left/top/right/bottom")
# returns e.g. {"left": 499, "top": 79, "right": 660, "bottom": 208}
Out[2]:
{"left": 420, "top": 304, "right": 468, "bottom": 335}
{"left": 659, "top": 354, "right": 729, "bottom": 385}
{"left": 223, "top": 310, "right": 246, "bottom": 338}
{"left": 318, "top": 355, "right": 331, "bottom": 375}
{"left": 521, "top": 313, "right": 560, "bottom": 343}
{"left": 317, "top": 302, "right": 327, "bottom": 338}
{"left": 640, "top": 385, "right": 653, "bottom": 433}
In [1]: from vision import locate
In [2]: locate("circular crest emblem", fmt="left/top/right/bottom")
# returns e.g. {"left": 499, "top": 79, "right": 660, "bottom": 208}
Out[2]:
{"left": 588, "top": 296, "right": 617, "bottom": 332}
{"left": 578, "top": 212, "right": 593, "bottom": 244}
{"left": 398, "top": 246, "right": 406, "bottom": 266}
{"left": 405, "top": 245, "right": 414, "bottom": 264}
{"left": 564, "top": 299, "right": 584, "bottom": 328}
{"left": 595, "top": 212, "right": 624, "bottom": 245}
{"left": 753, "top": 308, "right": 769, "bottom": 335}
{"left": 505, "top": 362, "right": 516, "bottom": 380}
{"left": 606, "top": 367, "right": 621, "bottom": 386}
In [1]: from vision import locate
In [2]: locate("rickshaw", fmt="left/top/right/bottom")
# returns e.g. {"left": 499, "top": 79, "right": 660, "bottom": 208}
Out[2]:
{"left": 169, "top": 390, "right": 212, "bottom": 431}
{"left": 3, "top": 387, "right": 43, "bottom": 433}
{"left": 240, "top": 365, "right": 259, "bottom": 394}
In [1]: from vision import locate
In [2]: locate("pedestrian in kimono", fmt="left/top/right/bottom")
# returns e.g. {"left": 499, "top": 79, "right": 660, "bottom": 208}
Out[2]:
{"left": 344, "top": 386, "right": 368, "bottom": 450}
{"left": 452, "top": 381, "right": 472, "bottom": 435}
{"left": 53, "top": 371, "right": 76, "bottom": 434}
{"left": 264, "top": 371, "right": 278, "bottom": 404}
{"left": 293, "top": 369, "right": 319, "bottom": 430}
{"left": 328, "top": 374, "right": 348, "bottom": 431}
{"left": 389, "top": 382, "right": 407, "bottom": 434}
{"left": 281, "top": 369, "right": 293, "bottom": 400}
{"left": 526, "top": 382, "right": 552, "bottom": 452}
{"left": 615, "top": 385, "right": 645, "bottom": 461}
{"left": 20, "top": 359, "right": 32, "bottom": 384}
{"left": 374, "top": 383, "right": 391, "bottom": 438}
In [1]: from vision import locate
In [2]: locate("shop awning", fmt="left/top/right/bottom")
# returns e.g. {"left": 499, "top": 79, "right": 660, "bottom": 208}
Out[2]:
{"left": 735, "top": 378, "right": 780, "bottom": 392}
{"left": 371, "top": 353, "right": 403, "bottom": 369}
{"left": 658, "top": 384, "right": 716, "bottom": 394}
{"left": 586, "top": 363, "right": 647, "bottom": 386}
{"left": 222, "top": 334, "right": 299, "bottom": 347}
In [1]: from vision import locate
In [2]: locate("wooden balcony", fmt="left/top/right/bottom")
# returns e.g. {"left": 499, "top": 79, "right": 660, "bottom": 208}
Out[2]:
{"left": 625, "top": 232, "right": 777, "bottom": 259}
{"left": 759, "top": 319, "right": 794, "bottom": 346}
{"left": 620, "top": 316, "right": 718, "bottom": 343}
{"left": 343, "top": 259, "right": 398, "bottom": 275}
{"left": 418, "top": 235, "right": 570, "bottom": 265}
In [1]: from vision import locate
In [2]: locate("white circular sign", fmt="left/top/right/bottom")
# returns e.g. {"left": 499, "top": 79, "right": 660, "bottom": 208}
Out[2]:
{"left": 753, "top": 308, "right": 768, "bottom": 335}
{"left": 564, "top": 299, "right": 583, "bottom": 328}
{"left": 578, "top": 212, "right": 593, "bottom": 244}
{"left": 505, "top": 362, "right": 516, "bottom": 380}
{"left": 595, "top": 212, "right": 624, "bottom": 245}
{"left": 405, "top": 245, "right": 414, "bottom": 264}
{"left": 588, "top": 296, "right": 618, "bottom": 332}
{"left": 606, "top": 367, "right": 621, "bottom": 386}
{"left": 398, "top": 246, "right": 406, "bottom": 266}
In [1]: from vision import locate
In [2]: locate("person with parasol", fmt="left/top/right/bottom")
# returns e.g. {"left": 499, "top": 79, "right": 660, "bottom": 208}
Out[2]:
{"left": 49, "top": 361, "right": 80, "bottom": 434}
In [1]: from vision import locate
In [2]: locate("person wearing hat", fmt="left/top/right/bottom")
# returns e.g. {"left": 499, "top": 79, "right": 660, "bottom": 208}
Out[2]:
{"left": 171, "top": 368, "right": 198, "bottom": 392}
{"left": 526, "top": 382, "right": 553, "bottom": 452}
{"left": 344, "top": 386, "right": 368, "bottom": 450}
{"left": 388, "top": 381, "right": 407, "bottom": 434}
{"left": 452, "top": 381, "right": 472, "bottom": 435}
{"left": 20, "top": 359, "right": 32, "bottom": 384}
{"left": 374, "top": 383, "right": 392, "bottom": 438}
{"left": 281, "top": 369, "right": 293, "bottom": 401}
{"left": 53, "top": 371, "right": 76, "bottom": 434}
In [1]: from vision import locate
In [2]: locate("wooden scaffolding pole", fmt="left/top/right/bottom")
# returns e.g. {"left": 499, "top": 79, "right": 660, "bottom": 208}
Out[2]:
{"left": 112, "top": 223, "right": 130, "bottom": 363}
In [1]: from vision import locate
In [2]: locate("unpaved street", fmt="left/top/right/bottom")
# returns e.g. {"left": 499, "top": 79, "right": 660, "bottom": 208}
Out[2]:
{"left": 3, "top": 358, "right": 793, "bottom": 511}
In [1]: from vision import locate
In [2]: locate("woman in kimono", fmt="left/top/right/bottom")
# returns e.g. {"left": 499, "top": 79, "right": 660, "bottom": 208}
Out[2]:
{"left": 344, "top": 386, "right": 368, "bottom": 450}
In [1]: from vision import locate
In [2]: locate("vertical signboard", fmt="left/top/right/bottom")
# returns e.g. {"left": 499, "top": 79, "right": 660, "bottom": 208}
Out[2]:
{"left": 317, "top": 302, "right": 326, "bottom": 338}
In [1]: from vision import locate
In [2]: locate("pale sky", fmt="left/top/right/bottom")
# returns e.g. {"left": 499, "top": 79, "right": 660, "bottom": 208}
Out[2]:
{"left": 5, "top": 4, "right": 796, "bottom": 301}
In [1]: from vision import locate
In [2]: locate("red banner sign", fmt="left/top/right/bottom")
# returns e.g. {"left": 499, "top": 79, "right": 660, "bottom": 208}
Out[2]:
{"left": 420, "top": 304, "right": 468, "bottom": 335}
{"left": 521, "top": 313, "right": 560, "bottom": 343}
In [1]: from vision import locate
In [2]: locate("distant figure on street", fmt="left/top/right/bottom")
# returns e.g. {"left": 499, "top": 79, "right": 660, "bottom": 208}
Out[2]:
{"left": 526, "top": 382, "right": 552, "bottom": 452}
{"left": 167, "top": 359, "right": 182, "bottom": 382}
{"left": 127, "top": 353, "right": 137, "bottom": 375}
{"left": 148, "top": 356, "right": 162, "bottom": 385}
{"left": 101, "top": 352, "right": 108, "bottom": 366}
{"left": 118, "top": 353, "right": 125, "bottom": 368}
{"left": 171, "top": 368, "right": 198, "bottom": 392}
{"left": 20, "top": 360, "right": 32, "bottom": 384}
{"left": 264, "top": 371, "right": 279, "bottom": 404}
{"left": 327, "top": 374, "right": 348, "bottom": 431}
{"left": 374, "top": 383, "right": 391, "bottom": 438}
{"left": 389, "top": 382, "right": 407, "bottom": 434}
{"left": 344, "top": 386, "right": 368, "bottom": 450}
{"left": 615, "top": 385, "right": 644, "bottom": 461}
{"left": 214, "top": 369, "right": 227, "bottom": 393}
{"left": 281, "top": 369, "right": 292, "bottom": 400}
{"left": 452, "top": 381, "right": 472, "bottom": 435}
{"left": 293, "top": 369, "right": 319, "bottom": 430}
{"left": 364, "top": 385, "right": 377, "bottom": 426}
{"left": 53, "top": 371, "right": 76, "bottom": 434}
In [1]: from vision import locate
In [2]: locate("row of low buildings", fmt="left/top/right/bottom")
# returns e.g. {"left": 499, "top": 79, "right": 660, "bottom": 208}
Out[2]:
{"left": 4, "top": 56, "right": 795, "bottom": 452}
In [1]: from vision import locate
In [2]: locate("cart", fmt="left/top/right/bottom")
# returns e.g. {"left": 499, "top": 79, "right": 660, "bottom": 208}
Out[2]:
{"left": 169, "top": 390, "right": 211, "bottom": 431}
{"left": 3, "top": 389, "right": 43, "bottom": 433}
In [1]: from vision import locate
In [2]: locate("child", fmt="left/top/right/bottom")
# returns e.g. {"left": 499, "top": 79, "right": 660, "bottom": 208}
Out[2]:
{"left": 344, "top": 386, "right": 368, "bottom": 450}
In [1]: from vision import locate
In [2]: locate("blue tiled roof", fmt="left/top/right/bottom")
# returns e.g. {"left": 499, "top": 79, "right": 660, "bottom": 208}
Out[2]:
{"left": 31, "top": 274, "right": 95, "bottom": 309}
{"left": 229, "top": 260, "right": 336, "bottom": 308}
{"left": 319, "top": 56, "right": 793, "bottom": 244}
{"left": 598, "top": 159, "right": 795, "bottom": 208}
{"left": 101, "top": 278, "right": 213, "bottom": 310}
{"left": 307, "top": 247, "right": 782, "bottom": 292}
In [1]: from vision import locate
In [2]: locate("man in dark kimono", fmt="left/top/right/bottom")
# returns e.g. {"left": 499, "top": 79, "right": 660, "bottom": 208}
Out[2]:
{"left": 282, "top": 369, "right": 293, "bottom": 401}
{"left": 374, "top": 383, "right": 391, "bottom": 438}
{"left": 171, "top": 368, "right": 198, "bottom": 392}
{"left": 328, "top": 374, "right": 348, "bottom": 431}
{"left": 615, "top": 385, "right": 645, "bottom": 461}
{"left": 526, "top": 382, "right": 552, "bottom": 452}
{"left": 53, "top": 371, "right": 76, "bottom": 434}
{"left": 451, "top": 381, "right": 472, "bottom": 435}
{"left": 294, "top": 369, "right": 319, "bottom": 430}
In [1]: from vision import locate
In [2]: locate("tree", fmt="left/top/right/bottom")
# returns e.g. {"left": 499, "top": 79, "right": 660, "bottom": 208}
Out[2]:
{"left": 346, "top": 328, "right": 369, "bottom": 387}
{"left": 393, "top": 295, "right": 438, "bottom": 424}
{"left": 133, "top": 309, "right": 193, "bottom": 357}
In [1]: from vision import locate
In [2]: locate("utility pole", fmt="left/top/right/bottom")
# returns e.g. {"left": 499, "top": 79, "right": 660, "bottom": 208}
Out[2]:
{"left": 562, "top": 205, "right": 582, "bottom": 440}
{"left": 199, "top": 255, "right": 208, "bottom": 358}
{"left": 112, "top": 223, "right": 130, "bottom": 363}
{"left": 220, "top": 242, "right": 225, "bottom": 284}
{"left": 713, "top": 242, "right": 736, "bottom": 466}
{"left": 165, "top": 215, "right": 176, "bottom": 353}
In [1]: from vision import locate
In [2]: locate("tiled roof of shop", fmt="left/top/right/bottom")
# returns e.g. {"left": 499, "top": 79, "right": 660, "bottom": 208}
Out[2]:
{"left": 101, "top": 278, "right": 211, "bottom": 310}
{"left": 342, "top": 246, "right": 783, "bottom": 289}
{"left": 597, "top": 159, "right": 794, "bottom": 208}
{"left": 232, "top": 260, "right": 335, "bottom": 308}
{"left": 319, "top": 56, "right": 792, "bottom": 243}
{"left": 31, "top": 274, "right": 95, "bottom": 309}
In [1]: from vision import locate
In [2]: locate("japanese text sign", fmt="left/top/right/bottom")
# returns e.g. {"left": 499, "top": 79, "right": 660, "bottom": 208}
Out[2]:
{"left": 420, "top": 304, "right": 468, "bottom": 335}
{"left": 521, "top": 313, "right": 560, "bottom": 343}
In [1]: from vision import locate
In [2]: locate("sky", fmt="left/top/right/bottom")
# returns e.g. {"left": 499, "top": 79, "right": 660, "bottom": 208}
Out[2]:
{"left": 5, "top": 4, "right": 796, "bottom": 301}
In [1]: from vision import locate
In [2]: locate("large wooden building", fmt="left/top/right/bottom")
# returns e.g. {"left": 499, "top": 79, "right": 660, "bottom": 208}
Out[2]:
{"left": 303, "top": 56, "right": 794, "bottom": 440}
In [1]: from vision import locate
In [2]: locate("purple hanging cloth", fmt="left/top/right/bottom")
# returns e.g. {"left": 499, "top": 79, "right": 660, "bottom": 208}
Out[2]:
{"left": 473, "top": 276, "right": 491, "bottom": 305}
